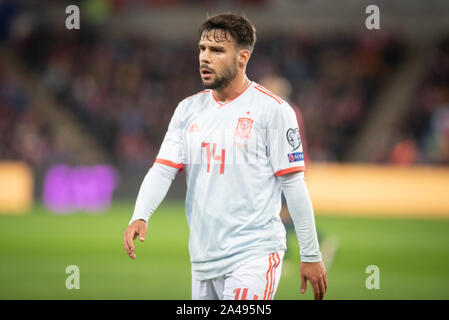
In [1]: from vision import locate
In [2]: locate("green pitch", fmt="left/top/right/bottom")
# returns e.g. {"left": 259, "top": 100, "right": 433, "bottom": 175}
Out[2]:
{"left": 0, "top": 201, "right": 448, "bottom": 299}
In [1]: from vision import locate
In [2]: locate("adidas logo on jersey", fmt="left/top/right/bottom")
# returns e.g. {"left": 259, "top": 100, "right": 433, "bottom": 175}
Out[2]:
{"left": 188, "top": 122, "right": 200, "bottom": 133}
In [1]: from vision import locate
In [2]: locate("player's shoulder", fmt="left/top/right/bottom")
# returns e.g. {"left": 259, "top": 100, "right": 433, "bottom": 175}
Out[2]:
{"left": 251, "top": 82, "right": 286, "bottom": 106}
{"left": 251, "top": 82, "right": 294, "bottom": 117}
{"left": 253, "top": 83, "right": 291, "bottom": 112}
{"left": 173, "top": 89, "right": 211, "bottom": 117}
{"left": 180, "top": 89, "right": 211, "bottom": 105}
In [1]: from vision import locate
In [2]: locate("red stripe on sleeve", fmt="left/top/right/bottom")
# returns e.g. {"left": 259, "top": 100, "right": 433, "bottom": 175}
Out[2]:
{"left": 154, "top": 158, "right": 185, "bottom": 172}
{"left": 275, "top": 166, "right": 305, "bottom": 176}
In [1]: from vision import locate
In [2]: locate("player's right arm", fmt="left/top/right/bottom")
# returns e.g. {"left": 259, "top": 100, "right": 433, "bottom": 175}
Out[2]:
{"left": 123, "top": 103, "right": 186, "bottom": 260}
{"left": 123, "top": 163, "right": 178, "bottom": 260}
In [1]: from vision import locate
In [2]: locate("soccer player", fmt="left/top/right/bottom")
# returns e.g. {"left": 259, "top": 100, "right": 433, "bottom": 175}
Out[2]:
{"left": 123, "top": 13, "right": 327, "bottom": 300}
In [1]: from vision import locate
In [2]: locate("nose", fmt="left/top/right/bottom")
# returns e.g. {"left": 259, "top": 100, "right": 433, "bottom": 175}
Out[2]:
{"left": 199, "top": 49, "right": 211, "bottom": 64}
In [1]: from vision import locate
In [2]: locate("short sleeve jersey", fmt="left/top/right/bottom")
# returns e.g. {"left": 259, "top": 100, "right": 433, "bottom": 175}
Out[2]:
{"left": 156, "top": 81, "right": 305, "bottom": 280}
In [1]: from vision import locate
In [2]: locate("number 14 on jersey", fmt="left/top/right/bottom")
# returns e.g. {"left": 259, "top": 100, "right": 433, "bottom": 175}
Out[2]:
{"left": 201, "top": 142, "right": 225, "bottom": 174}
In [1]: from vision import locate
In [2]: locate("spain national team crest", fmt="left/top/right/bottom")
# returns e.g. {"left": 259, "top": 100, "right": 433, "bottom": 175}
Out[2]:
{"left": 235, "top": 117, "right": 253, "bottom": 139}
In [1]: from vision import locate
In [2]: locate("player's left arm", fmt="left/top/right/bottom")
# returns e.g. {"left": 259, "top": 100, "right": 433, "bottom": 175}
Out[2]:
{"left": 266, "top": 100, "right": 327, "bottom": 299}
{"left": 278, "top": 171, "right": 328, "bottom": 300}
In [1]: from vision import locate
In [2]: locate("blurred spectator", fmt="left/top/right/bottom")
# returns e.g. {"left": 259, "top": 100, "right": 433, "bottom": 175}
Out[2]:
{"left": 0, "top": 62, "right": 54, "bottom": 168}
{"left": 391, "top": 139, "right": 417, "bottom": 165}
{"left": 389, "top": 35, "right": 449, "bottom": 165}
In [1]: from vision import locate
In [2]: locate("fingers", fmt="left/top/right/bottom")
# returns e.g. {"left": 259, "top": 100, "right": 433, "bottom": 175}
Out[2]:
{"left": 317, "top": 277, "right": 326, "bottom": 300}
{"left": 123, "top": 221, "right": 147, "bottom": 260}
{"left": 321, "top": 262, "right": 328, "bottom": 294}
{"left": 300, "top": 275, "right": 307, "bottom": 294}
{"left": 301, "top": 262, "right": 328, "bottom": 300}
{"left": 123, "top": 228, "right": 136, "bottom": 260}
{"left": 324, "top": 271, "right": 328, "bottom": 292}
{"left": 311, "top": 273, "right": 327, "bottom": 300}
{"left": 310, "top": 278, "right": 321, "bottom": 300}
{"left": 123, "top": 230, "right": 133, "bottom": 258}
{"left": 138, "top": 224, "right": 147, "bottom": 242}
{"left": 322, "top": 261, "right": 328, "bottom": 286}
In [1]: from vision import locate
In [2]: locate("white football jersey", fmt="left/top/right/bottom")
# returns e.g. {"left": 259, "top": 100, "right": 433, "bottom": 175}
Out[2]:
{"left": 155, "top": 81, "right": 305, "bottom": 280}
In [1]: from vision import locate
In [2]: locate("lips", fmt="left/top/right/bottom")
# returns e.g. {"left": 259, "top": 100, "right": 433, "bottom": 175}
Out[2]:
{"left": 200, "top": 67, "right": 214, "bottom": 78}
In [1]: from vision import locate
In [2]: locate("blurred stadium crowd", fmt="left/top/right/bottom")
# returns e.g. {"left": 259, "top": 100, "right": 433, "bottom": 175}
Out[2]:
{"left": 392, "top": 37, "right": 449, "bottom": 165}
{"left": 0, "top": 60, "right": 56, "bottom": 166}
{"left": 1, "top": 1, "right": 448, "bottom": 169}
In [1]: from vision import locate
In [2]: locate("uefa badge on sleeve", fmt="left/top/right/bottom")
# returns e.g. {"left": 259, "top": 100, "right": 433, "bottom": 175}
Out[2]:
{"left": 286, "top": 128, "right": 301, "bottom": 151}
{"left": 288, "top": 152, "right": 304, "bottom": 163}
{"left": 235, "top": 117, "right": 254, "bottom": 139}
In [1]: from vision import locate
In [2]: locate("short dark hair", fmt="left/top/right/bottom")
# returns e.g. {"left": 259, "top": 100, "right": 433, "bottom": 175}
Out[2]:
{"left": 199, "top": 13, "right": 257, "bottom": 53}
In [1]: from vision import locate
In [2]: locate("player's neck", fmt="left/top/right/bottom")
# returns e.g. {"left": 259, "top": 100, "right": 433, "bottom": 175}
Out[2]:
{"left": 213, "top": 75, "right": 250, "bottom": 104}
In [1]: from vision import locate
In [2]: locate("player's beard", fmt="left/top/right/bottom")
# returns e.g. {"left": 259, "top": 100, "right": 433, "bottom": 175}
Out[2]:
{"left": 201, "top": 58, "right": 238, "bottom": 90}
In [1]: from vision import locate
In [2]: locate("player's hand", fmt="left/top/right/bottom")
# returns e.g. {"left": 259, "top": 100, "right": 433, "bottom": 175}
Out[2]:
{"left": 300, "top": 261, "right": 328, "bottom": 300}
{"left": 123, "top": 219, "right": 147, "bottom": 260}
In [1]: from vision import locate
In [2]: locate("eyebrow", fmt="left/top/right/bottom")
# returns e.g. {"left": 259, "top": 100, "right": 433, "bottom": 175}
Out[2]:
{"left": 198, "top": 43, "right": 226, "bottom": 50}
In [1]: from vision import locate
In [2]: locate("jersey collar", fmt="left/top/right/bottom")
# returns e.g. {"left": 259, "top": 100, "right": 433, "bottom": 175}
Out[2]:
{"left": 211, "top": 81, "right": 253, "bottom": 109}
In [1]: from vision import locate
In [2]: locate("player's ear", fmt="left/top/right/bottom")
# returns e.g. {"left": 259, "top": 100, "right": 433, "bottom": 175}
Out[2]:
{"left": 238, "top": 48, "right": 250, "bottom": 68}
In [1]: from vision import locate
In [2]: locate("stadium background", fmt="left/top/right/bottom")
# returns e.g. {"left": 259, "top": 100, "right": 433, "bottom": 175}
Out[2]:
{"left": 1, "top": 0, "right": 449, "bottom": 299}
